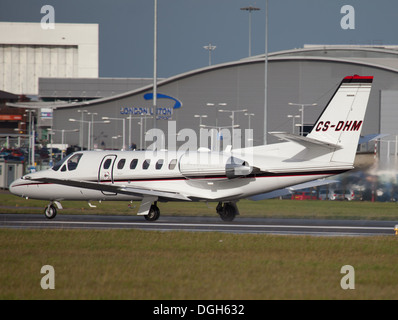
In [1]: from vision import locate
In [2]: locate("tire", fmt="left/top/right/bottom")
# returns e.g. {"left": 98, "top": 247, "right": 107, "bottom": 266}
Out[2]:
{"left": 219, "top": 203, "right": 236, "bottom": 222}
{"left": 44, "top": 204, "right": 57, "bottom": 219}
{"left": 144, "top": 205, "right": 160, "bottom": 221}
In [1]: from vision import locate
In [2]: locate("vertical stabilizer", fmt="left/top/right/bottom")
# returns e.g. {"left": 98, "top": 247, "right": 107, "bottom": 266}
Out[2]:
{"left": 306, "top": 75, "right": 373, "bottom": 164}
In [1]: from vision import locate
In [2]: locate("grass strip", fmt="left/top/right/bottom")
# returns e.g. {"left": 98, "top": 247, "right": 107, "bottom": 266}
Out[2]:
{"left": 1, "top": 229, "right": 398, "bottom": 299}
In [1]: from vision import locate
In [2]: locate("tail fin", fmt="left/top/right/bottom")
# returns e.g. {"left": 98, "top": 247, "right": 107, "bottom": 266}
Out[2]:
{"left": 306, "top": 75, "right": 373, "bottom": 164}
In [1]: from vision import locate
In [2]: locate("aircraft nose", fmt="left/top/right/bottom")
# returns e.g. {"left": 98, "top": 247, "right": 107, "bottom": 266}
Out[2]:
{"left": 9, "top": 178, "right": 24, "bottom": 197}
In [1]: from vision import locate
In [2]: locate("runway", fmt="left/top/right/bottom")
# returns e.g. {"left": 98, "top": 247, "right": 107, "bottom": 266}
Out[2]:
{"left": 0, "top": 213, "right": 396, "bottom": 236}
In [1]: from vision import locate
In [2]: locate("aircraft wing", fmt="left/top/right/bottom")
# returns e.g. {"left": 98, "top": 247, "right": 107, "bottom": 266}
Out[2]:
{"left": 30, "top": 177, "right": 191, "bottom": 201}
{"left": 247, "top": 179, "right": 338, "bottom": 201}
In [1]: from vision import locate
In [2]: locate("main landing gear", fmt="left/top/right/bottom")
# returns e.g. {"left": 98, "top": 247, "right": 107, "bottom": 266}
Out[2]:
{"left": 144, "top": 202, "right": 160, "bottom": 221}
{"left": 142, "top": 201, "right": 238, "bottom": 222}
{"left": 216, "top": 202, "right": 239, "bottom": 222}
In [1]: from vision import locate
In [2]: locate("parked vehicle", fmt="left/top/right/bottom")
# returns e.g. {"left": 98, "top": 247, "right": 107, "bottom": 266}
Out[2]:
{"left": 345, "top": 190, "right": 363, "bottom": 201}
{"left": 329, "top": 189, "right": 346, "bottom": 201}
{"left": 0, "top": 148, "right": 25, "bottom": 161}
{"left": 291, "top": 191, "right": 318, "bottom": 200}
{"left": 329, "top": 189, "right": 362, "bottom": 201}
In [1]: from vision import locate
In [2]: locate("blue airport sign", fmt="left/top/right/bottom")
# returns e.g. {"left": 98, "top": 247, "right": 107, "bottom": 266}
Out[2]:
{"left": 120, "top": 93, "right": 182, "bottom": 120}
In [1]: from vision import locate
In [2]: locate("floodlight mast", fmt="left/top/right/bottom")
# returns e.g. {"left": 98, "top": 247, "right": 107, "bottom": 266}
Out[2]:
{"left": 264, "top": 0, "right": 268, "bottom": 145}
{"left": 153, "top": 0, "right": 158, "bottom": 132}
{"left": 240, "top": 5, "right": 260, "bottom": 57}
{"left": 203, "top": 43, "right": 217, "bottom": 66}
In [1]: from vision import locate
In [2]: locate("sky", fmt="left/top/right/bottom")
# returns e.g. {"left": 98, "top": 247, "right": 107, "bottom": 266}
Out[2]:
{"left": 1, "top": 0, "right": 398, "bottom": 78}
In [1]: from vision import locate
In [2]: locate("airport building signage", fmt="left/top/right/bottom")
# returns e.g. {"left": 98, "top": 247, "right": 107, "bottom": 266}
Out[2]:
{"left": 120, "top": 93, "right": 182, "bottom": 120}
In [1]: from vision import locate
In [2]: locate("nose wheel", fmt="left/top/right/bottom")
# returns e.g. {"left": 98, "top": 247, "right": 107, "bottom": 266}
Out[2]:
{"left": 44, "top": 204, "right": 57, "bottom": 219}
{"left": 43, "top": 201, "right": 62, "bottom": 219}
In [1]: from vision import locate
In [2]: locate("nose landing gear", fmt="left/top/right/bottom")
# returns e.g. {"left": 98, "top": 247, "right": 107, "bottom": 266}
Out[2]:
{"left": 44, "top": 201, "right": 63, "bottom": 219}
{"left": 44, "top": 204, "right": 57, "bottom": 219}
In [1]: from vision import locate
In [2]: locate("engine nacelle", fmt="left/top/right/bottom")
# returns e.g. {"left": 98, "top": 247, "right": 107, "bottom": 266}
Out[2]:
{"left": 178, "top": 152, "right": 252, "bottom": 179}
{"left": 225, "top": 157, "right": 252, "bottom": 179}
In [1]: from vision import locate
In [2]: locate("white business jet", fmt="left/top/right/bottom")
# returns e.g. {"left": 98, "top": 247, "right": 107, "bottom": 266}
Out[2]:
{"left": 9, "top": 75, "right": 373, "bottom": 221}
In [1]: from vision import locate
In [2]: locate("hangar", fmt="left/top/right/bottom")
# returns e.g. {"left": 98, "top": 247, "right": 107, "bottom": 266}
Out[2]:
{"left": 39, "top": 45, "right": 398, "bottom": 166}
{"left": 6, "top": 45, "right": 398, "bottom": 169}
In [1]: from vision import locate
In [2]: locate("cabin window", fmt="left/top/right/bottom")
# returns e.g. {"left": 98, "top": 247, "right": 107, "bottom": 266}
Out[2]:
{"left": 130, "top": 159, "right": 138, "bottom": 169}
{"left": 168, "top": 159, "right": 177, "bottom": 170}
{"left": 155, "top": 159, "right": 164, "bottom": 170}
{"left": 117, "top": 159, "right": 126, "bottom": 169}
{"left": 67, "top": 153, "right": 82, "bottom": 171}
{"left": 103, "top": 159, "right": 112, "bottom": 170}
{"left": 143, "top": 159, "right": 150, "bottom": 169}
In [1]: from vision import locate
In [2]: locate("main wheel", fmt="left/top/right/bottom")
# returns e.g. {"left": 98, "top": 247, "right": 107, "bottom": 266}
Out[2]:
{"left": 44, "top": 204, "right": 57, "bottom": 219}
{"left": 144, "top": 205, "right": 160, "bottom": 221}
{"left": 218, "top": 203, "right": 237, "bottom": 222}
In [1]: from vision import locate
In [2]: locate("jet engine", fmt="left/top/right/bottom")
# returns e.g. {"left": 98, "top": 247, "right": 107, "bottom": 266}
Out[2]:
{"left": 178, "top": 152, "right": 252, "bottom": 179}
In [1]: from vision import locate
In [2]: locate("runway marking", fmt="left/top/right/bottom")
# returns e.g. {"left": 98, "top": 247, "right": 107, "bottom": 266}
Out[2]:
{"left": 6, "top": 220, "right": 394, "bottom": 232}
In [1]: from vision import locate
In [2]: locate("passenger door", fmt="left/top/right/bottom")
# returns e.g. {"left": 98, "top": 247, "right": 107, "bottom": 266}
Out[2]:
{"left": 98, "top": 155, "right": 117, "bottom": 195}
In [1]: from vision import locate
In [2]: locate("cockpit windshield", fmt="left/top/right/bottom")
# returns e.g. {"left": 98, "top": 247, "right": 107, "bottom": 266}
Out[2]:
{"left": 52, "top": 153, "right": 83, "bottom": 171}
{"left": 52, "top": 156, "right": 68, "bottom": 171}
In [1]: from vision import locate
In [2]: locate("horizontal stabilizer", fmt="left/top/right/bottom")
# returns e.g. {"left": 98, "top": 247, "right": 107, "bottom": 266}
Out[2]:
{"left": 269, "top": 132, "right": 342, "bottom": 150}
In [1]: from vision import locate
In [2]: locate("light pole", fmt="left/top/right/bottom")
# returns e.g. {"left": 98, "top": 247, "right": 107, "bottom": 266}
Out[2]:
{"left": 218, "top": 108, "right": 248, "bottom": 149}
{"left": 49, "top": 129, "right": 79, "bottom": 158}
{"left": 203, "top": 43, "right": 216, "bottom": 66}
{"left": 244, "top": 112, "right": 255, "bottom": 148}
{"left": 240, "top": 5, "right": 260, "bottom": 57}
{"left": 264, "top": 0, "right": 268, "bottom": 145}
{"left": 219, "top": 108, "right": 248, "bottom": 130}
{"left": 25, "top": 109, "right": 36, "bottom": 168}
{"left": 287, "top": 114, "right": 300, "bottom": 134}
{"left": 194, "top": 114, "right": 208, "bottom": 129}
{"left": 244, "top": 112, "right": 255, "bottom": 131}
{"left": 88, "top": 112, "right": 98, "bottom": 150}
{"left": 77, "top": 110, "right": 88, "bottom": 150}
{"left": 127, "top": 115, "right": 147, "bottom": 150}
{"left": 200, "top": 124, "right": 240, "bottom": 152}
{"left": 128, "top": 115, "right": 132, "bottom": 149}
{"left": 288, "top": 103, "right": 317, "bottom": 136}
{"left": 70, "top": 118, "right": 89, "bottom": 150}
{"left": 112, "top": 135, "right": 122, "bottom": 150}
{"left": 206, "top": 102, "right": 227, "bottom": 127}
{"left": 69, "top": 119, "right": 110, "bottom": 150}
{"left": 102, "top": 117, "right": 126, "bottom": 150}
{"left": 153, "top": 0, "right": 158, "bottom": 132}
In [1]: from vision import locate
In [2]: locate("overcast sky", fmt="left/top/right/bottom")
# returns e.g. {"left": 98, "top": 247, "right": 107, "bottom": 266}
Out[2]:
{"left": 1, "top": 0, "right": 398, "bottom": 78}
